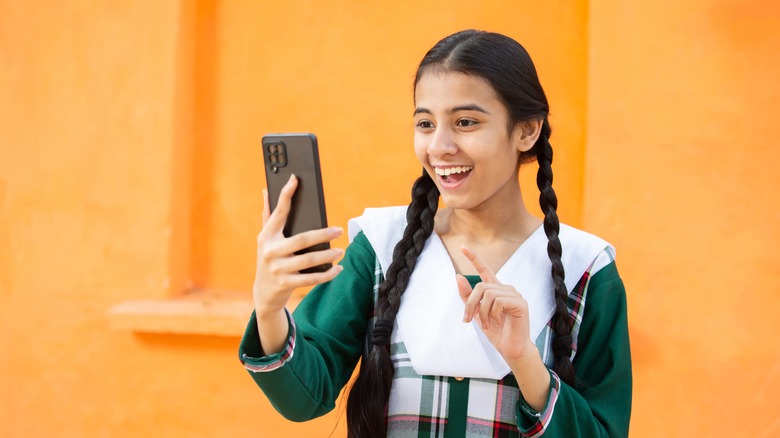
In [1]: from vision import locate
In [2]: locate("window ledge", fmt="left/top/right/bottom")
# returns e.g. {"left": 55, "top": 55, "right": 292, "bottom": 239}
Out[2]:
{"left": 108, "top": 290, "right": 302, "bottom": 337}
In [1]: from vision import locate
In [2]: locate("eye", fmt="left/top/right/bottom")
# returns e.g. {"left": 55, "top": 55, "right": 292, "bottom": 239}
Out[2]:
{"left": 416, "top": 120, "right": 434, "bottom": 129}
{"left": 456, "top": 119, "right": 478, "bottom": 128}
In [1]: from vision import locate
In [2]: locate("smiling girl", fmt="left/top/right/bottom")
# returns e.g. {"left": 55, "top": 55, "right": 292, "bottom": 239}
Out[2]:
{"left": 240, "top": 30, "right": 632, "bottom": 437}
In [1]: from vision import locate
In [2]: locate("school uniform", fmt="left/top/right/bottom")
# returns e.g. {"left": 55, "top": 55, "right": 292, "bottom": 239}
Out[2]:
{"left": 239, "top": 207, "right": 632, "bottom": 437}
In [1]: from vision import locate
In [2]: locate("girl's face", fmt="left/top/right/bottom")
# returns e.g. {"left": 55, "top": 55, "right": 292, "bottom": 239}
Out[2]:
{"left": 413, "top": 71, "right": 534, "bottom": 212}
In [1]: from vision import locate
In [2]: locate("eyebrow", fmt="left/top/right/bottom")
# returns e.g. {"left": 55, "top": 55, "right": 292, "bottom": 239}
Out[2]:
{"left": 413, "top": 104, "right": 492, "bottom": 116}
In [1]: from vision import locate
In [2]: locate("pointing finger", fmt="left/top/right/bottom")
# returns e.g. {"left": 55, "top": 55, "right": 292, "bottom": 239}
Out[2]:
{"left": 460, "top": 244, "right": 500, "bottom": 284}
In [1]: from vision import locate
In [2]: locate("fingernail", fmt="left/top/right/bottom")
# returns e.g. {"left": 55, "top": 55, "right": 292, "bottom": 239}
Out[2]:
{"left": 288, "top": 174, "right": 296, "bottom": 182}
{"left": 330, "top": 227, "right": 343, "bottom": 236}
{"left": 463, "top": 312, "right": 468, "bottom": 323}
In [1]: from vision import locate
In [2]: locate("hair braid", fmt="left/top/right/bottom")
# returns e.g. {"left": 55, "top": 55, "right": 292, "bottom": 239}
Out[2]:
{"left": 535, "top": 120, "right": 576, "bottom": 386}
{"left": 346, "top": 170, "right": 439, "bottom": 437}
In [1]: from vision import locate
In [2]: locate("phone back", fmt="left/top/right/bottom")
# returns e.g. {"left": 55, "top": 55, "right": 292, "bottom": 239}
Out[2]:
{"left": 262, "top": 133, "right": 328, "bottom": 239}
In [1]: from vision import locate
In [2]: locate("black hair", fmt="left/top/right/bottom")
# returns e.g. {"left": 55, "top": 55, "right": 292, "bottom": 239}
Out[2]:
{"left": 345, "top": 171, "right": 439, "bottom": 437}
{"left": 346, "top": 30, "right": 573, "bottom": 437}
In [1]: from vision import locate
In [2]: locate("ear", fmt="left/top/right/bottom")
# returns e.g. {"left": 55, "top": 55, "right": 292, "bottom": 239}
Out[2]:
{"left": 513, "top": 119, "right": 543, "bottom": 153}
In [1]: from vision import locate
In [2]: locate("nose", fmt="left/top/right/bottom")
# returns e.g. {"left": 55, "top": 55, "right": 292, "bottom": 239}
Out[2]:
{"left": 427, "top": 126, "right": 458, "bottom": 158}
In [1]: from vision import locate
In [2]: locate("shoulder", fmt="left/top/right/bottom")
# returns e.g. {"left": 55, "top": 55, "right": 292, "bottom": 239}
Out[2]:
{"left": 573, "top": 231, "right": 624, "bottom": 315}
{"left": 558, "top": 224, "right": 613, "bottom": 257}
{"left": 346, "top": 230, "right": 375, "bottom": 258}
{"left": 555, "top": 223, "right": 617, "bottom": 290}
{"left": 346, "top": 207, "right": 409, "bottom": 275}
{"left": 347, "top": 206, "right": 407, "bottom": 242}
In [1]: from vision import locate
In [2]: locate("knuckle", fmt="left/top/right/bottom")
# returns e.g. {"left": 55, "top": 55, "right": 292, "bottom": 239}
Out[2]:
{"left": 295, "top": 252, "right": 311, "bottom": 267}
{"left": 259, "top": 250, "right": 273, "bottom": 264}
{"left": 290, "top": 233, "right": 310, "bottom": 248}
{"left": 295, "top": 253, "right": 317, "bottom": 270}
{"left": 305, "top": 231, "right": 323, "bottom": 245}
{"left": 268, "top": 262, "right": 282, "bottom": 276}
{"left": 277, "top": 277, "right": 291, "bottom": 289}
{"left": 257, "top": 246, "right": 271, "bottom": 261}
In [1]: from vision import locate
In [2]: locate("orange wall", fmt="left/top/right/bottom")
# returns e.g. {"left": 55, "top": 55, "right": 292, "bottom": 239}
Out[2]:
{"left": 3, "top": 0, "right": 777, "bottom": 437}
{"left": 1, "top": 1, "right": 587, "bottom": 437}
{"left": 195, "top": 0, "right": 589, "bottom": 292}
{"left": 586, "top": 0, "right": 780, "bottom": 436}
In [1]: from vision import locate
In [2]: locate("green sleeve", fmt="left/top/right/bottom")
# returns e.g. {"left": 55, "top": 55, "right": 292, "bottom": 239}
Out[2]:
{"left": 238, "top": 231, "right": 375, "bottom": 421}
{"left": 518, "top": 262, "right": 632, "bottom": 437}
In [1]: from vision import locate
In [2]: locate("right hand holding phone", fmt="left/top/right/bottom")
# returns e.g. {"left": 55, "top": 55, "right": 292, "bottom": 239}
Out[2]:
{"left": 253, "top": 174, "right": 344, "bottom": 319}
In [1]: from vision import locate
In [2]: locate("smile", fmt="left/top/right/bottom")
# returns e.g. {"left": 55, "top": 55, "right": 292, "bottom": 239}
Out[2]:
{"left": 433, "top": 165, "right": 473, "bottom": 189}
{"left": 434, "top": 166, "right": 473, "bottom": 176}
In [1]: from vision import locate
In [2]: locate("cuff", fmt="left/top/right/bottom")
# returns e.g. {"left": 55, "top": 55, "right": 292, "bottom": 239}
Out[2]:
{"left": 238, "top": 309, "right": 296, "bottom": 373}
{"left": 516, "top": 369, "right": 561, "bottom": 437}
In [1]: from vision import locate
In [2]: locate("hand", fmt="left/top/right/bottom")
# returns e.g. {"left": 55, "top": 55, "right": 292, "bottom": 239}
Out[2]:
{"left": 456, "top": 244, "right": 536, "bottom": 361}
{"left": 253, "top": 174, "right": 344, "bottom": 317}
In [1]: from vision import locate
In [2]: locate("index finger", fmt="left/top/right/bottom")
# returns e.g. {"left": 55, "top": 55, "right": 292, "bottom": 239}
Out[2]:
{"left": 460, "top": 244, "right": 500, "bottom": 284}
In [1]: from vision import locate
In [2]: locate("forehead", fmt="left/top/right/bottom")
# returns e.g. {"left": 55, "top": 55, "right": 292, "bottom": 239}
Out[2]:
{"left": 414, "top": 71, "right": 502, "bottom": 110}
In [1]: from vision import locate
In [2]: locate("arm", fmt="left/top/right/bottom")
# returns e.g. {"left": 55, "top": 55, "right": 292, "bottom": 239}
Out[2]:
{"left": 252, "top": 177, "right": 345, "bottom": 356}
{"left": 238, "top": 232, "right": 376, "bottom": 421}
{"left": 516, "top": 262, "right": 632, "bottom": 437}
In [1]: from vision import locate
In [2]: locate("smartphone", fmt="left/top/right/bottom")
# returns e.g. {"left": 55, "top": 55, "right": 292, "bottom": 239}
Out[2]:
{"left": 262, "top": 133, "right": 330, "bottom": 273}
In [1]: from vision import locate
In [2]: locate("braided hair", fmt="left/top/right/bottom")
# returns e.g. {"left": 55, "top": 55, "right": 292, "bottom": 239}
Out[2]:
{"left": 535, "top": 119, "right": 575, "bottom": 383}
{"left": 346, "top": 30, "right": 574, "bottom": 437}
{"left": 346, "top": 171, "right": 439, "bottom": 437}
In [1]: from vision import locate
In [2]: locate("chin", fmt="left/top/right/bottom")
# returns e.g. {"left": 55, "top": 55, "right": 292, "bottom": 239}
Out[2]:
{"left": 438, "top": 194, "right": 474, "bottom": 211}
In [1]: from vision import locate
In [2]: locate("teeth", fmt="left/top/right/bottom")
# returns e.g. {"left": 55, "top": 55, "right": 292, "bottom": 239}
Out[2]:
{"left": 435, "top": 166, "right": 473, "bottom": 176}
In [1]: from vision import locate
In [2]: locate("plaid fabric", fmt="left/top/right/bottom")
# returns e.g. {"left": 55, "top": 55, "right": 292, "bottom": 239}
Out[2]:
{"left": 242, "top": 310, "right": 297, "bottom": 373}
{"left": 535, "top": 247, "right": 615, "bottom": 367}
{"left": 379, "top": 249, "right": 614, "bottom": 437}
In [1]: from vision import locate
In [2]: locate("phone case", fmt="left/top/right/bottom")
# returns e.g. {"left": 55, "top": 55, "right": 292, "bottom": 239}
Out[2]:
{"left": 262, "top": 133, "right": 330, "bottom": 273}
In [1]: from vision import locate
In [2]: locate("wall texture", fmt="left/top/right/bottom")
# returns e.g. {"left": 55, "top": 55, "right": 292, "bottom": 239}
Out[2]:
{"left": 1, "top": 0, "right": 777, "bottom": 437}
{"left": 586, "top": 1, "right": 780, "bottom": 435}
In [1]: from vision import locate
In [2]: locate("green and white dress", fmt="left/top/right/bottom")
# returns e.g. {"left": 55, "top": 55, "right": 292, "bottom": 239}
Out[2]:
{"left": 239, "top": 207, "right": 632, "bottom": 437}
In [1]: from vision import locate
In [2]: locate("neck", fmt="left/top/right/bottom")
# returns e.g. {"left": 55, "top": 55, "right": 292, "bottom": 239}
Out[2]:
{"left": 438, "top": 190, "right": 541, "bottom": 245}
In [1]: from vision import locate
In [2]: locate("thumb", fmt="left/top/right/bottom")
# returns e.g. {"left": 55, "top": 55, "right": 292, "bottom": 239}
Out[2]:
{"left": 456, "top": 274, "right": 472, "bottom": 304}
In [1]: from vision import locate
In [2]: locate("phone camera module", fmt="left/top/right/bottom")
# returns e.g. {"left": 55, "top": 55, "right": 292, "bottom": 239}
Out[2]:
{"left": 267, "top": 142, "right": 288, "bottom": 173}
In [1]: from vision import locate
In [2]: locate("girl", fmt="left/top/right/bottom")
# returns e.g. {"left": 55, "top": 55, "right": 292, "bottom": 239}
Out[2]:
{"left": 240, "top": 30, "right": 632, "bottom": 437}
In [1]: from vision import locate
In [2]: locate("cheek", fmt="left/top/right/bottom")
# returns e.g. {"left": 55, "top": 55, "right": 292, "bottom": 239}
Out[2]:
{"left": 413, "top": 132, "right": 429, "bottom": 164}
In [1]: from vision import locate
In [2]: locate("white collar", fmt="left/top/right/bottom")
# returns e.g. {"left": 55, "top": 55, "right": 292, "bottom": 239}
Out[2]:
{"left": 349, "top": 206, "right": 611, "bottom": 379}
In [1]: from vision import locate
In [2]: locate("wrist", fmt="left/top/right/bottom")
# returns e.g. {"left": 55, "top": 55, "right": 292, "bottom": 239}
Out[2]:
{"left": 253, "top": 306, "right": 290, "bottom": 356}
{"left": 507, "top": 345, "right": 544, "bottom": 374}
{"left": 507, "top": 344, "right": 551, "bottom": 413}
{"left": 254, "top": 303, "right": 286, "bottom": 321}
{"left": 504, "top": 339, "right": 541, "bottom": 364}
